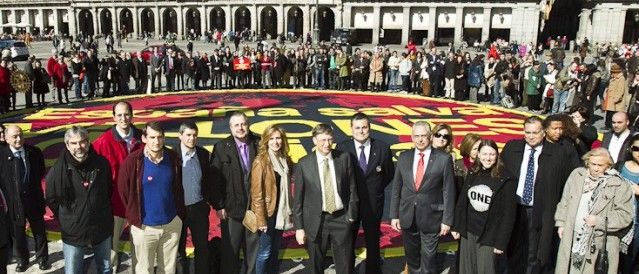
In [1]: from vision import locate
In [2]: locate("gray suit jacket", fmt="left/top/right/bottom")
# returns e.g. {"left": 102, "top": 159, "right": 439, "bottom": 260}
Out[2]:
{"left": 292, "top": 150, "right": 358, "bottom": 243}
{"left": 389, "top": 148, "right": 455, "bottom": 233}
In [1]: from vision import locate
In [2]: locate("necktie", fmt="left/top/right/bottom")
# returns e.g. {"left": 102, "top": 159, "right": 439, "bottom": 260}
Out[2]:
{"left": 523, "top": 148, "right": 536, "bottom": 205}
{"left": 415, "top": 152, "right": 425, "bottom": 190}
{"left": 240, "top": 144, "right": 249, "bottom": 173}
{"left": 323, "top": 158, "right": 337, "bottom": 214}
{"left": 358, "top": 145, "right": 367, "bottom": 173}
{"left": 14, "top": 151, "right": 26, "bottom": 185}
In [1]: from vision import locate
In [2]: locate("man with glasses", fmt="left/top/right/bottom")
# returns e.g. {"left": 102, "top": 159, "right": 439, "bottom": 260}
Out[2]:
{"left": 389, "top": 121, "right": 455, "bottom": 274}
{"left": 293, "top": 123, "right": 358, "bottom": 274}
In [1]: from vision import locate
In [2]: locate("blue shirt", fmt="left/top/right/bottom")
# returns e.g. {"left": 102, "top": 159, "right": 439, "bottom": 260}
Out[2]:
{"left": 621, "top": 165, "right": 639, "bottom": 225}
{"left": 181, "top": 145, "right": 203, "bottom": 206}
{"left": 141, "top": 151, "right": 177, "bottom": 226}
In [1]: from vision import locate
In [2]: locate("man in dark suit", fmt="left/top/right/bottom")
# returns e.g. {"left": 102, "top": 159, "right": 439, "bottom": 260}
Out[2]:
{"left": 132, "top": 50, "right": 148, "bottom": 94}
{"left": 150, "top": 47, "right": 163, "bottom": 92}
{"left": 164, "top": 49, "right": 177, "bottom": 91}
{"left": 0, "top": 188, "right": 9, "bottom": 274}
{"left": 602, "top": 111, "right": 635, "bottom": 165}
{"left": 0, "top": 125, "right": 50, "bottom": 272}
{"left": 211, "top": 112, "right": 260, "bottom": 274}
{"left": 389, "top": 121, "right": 455, "bottom": 274}
{"left": 176, "top": 122, "right": 212, "bottom": 274}
{"left": 336, "top": 113, "right": 394, "bottom": 274}
{"left": 501, "top": 116, "right": 578, "bottom": 274}
{"left": 210, "top": 49, "right": 223, "bottom": 89}
{"left": 425, "top": 48, "right": 444, "bottom": 98}
{"left": 293, "top": 123, "right": 358, "bottom": 274}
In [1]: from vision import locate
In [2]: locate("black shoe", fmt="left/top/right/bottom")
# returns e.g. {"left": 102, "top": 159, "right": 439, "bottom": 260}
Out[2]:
{"left": 15, "top": 262, "right": 28, "bottom": 272}
{"left": 39, "top": 260, "right": 51, "bottom": 271}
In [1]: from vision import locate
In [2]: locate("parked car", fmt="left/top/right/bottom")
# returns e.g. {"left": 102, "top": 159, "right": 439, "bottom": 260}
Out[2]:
{"left": 131, "top": 44, "right": 185, "bottom": 64}
{"left": 331, "top": 28, "right": 355, "bottom": 46}
{"left": 0, "top": 40, "right": 29, "bottom": 61}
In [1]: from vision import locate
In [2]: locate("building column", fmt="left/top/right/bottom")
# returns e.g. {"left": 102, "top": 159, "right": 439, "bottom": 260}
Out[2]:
{"left": 94, "top": 8, "right": 100, "bottom": 36}
{"left": 576, "top": 9, "right": 591, "bottom": 42}
{"left": 372, "top": 6, "right": 380, "bottom": 45}
{"left": 453, "top": 7, "right": 463, "bottom": 46}
{"left": 481, "top": 7, "right": 490, "bottom": 43}
{"left": 37, "top": 9, "right": 45, "bottom": 34}
{"left": 277, "top": 4, "right": 284, "bottom": 35}
{"left": 250, "top": 5, "right": 257, "bottom": 32}
{"left": 200, "top": 6, "right": 206, "bottom": 36}
{"left": 428, "top": 7, "right": 436, "bottom": 43}
{"left": 68, "top": 8, "right": 77, "bottom": 37}
{"left": 343, "top": 5, "right": 351, "bottom": 28}
{"left": 110, "top": 7, "right": 117, "bottom": 34}
{"left": 52, "top": 9, "right": 59, "bottom": 35}
{"left": 302, "top": 5, "right": 310, "bottom": 38}
{"left": 9, "top": 9, "right": 16, "bottom": 34}
{"left": 132, "top": 7, "right": 139, "bottom": 38}
{"left": 401, "top": 7, "right": 410, "bottom": 44}
{"left": 177, "top": 6, "right": 183, "bottom": 38}
{"left": 334, "top": 6, "right": 343, "bottom": 28}
{"left": 618, "top": 8, "right": 627, "bottom": 43}
{"left": 224, "top": 5, "right": 231, "bottom": 31}
{"left": 154, "top": 7, "right": 160, "bottom": 38}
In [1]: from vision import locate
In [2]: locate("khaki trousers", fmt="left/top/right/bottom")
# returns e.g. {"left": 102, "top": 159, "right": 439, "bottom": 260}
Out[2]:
{"left": 130, "top": 216, "right": 182, "bottom": 274}
{"left": 111, "top": 216, "right": 136, "bottom": 271}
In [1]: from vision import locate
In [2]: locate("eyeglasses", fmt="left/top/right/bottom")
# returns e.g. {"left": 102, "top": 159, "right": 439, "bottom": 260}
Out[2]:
{"left": 433, "top": 133, "right": 451, "bottom": 139}
{"left": 630, "top": 146, "right": 639, "bottom": 152}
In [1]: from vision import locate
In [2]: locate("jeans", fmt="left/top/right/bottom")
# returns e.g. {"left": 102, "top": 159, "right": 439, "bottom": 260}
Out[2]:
{"left": 315, "top": 68, "right": 325, "bottom": 89}
{"left": 551, "top": 89, "right": 569, "bottom": 114}
{"left": 492, "top": 78, "right": 502, "bottom": 103}
{"left": 388, "top": 69, "right": 398, "bottom": 90}
{"left": 63, "top": 236, "right": 112, "bottom": 274}
{"left": 73, "top": 77, "right": 82, "bottom": 98}
{"left": 621, "top": 223, "right": 639, "bottom": 274}
{"left": 255, "top": 217, "right": 282, "bottom": 274}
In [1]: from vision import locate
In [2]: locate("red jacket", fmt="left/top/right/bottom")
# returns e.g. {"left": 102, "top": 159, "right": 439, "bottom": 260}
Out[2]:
{"left": 117, "top": 148, "right": 186, "bottom": 228}
{"left": 0, "top": 66, "right": 10, "bottom": 96}
{"left": 92, "top": 127, "right": 144, "bottom": 217}
{"left": 46, "top": 57, "right": 57, "bottom": 76}
{"left": 52, "top": 62, "right": 68, "bottom": 88}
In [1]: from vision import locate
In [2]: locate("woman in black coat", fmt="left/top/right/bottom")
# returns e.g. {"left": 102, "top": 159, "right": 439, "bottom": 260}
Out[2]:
{"left": 451, "top": 139, "right": 517, "bottom": 274}
{"left": 32, "top": 60, "right": 50, "bottom": 108}
{"left": 454, "top": 54, "right": 468, "bottom": 100}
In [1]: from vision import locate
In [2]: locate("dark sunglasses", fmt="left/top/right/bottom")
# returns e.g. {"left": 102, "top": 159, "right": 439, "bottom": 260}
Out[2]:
{"left": 630, "top": 146, "right": 639, "bottom": 152}
{"left": 433, "top": 133, "right": 451, "bottom": 139}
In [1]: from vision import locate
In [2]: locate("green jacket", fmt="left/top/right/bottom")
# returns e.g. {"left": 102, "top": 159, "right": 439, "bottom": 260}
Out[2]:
{"left": 336, "top": 55, "right": 350, "bottom": 77}
{"left": 526, "top": 68, "right": 541, "bottom": 95}
{"left": 554, "top": 67, "right": 572, "bottom": 90}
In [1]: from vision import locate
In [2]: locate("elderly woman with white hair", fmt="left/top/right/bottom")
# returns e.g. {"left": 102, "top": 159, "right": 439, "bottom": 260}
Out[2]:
{"left": 554, "top": 148, "right": 634, "bottom": 274}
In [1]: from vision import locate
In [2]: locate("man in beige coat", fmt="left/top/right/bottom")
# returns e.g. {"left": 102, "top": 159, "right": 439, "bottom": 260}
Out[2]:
{"left": 603, "top": 63, "right": 630, "bottom": 129}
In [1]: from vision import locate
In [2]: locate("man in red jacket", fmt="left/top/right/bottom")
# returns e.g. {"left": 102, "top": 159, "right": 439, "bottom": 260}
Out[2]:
{"left": 46, "top": 50, "right": 58, "bottom": 102}
{"left": 92, "top": 101, "right": 144, "bottom": 271}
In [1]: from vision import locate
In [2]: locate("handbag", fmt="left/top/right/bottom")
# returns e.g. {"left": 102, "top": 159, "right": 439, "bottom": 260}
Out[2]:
{"left": 594, "top": 217, "right": 609, "bottom": 274}
{"left": 242, "top": 209, "right": 258, "bottom": 233}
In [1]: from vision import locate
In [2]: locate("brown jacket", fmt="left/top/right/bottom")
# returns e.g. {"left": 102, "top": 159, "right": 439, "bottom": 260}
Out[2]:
{"left": 603, "top": 73, "right": 630, "bottom": 112}
{"left": 117, "top": 148, "right": 186, "bottom": 228}
{"left": 249, "top": 155, "right": 291, "bottom": 228}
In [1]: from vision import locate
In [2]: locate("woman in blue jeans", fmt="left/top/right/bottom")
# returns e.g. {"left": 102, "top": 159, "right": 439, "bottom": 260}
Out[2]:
{"left": 250, "top": 125, "right": 293, "bottom": 274}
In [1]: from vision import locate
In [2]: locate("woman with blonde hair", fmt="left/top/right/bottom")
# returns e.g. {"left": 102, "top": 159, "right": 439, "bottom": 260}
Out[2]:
{"left": 554, "top": 147, "right": 634, "bottom": 274}
{"left": 250, "top": 125, "right": 294, "bottom": 274}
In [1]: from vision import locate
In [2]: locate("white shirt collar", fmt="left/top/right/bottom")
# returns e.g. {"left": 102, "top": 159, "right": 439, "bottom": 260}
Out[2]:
{"left": 9, "top": 146, "right": 24, "bottom": 156}
{"left": 354, "top": 138, "right": 371, "bottom": 149}
{"left": 315, "top": 150, "right": 333, "bottom": 161}
{"left": 181, "top": 143, "right": 196, "bottom": 158}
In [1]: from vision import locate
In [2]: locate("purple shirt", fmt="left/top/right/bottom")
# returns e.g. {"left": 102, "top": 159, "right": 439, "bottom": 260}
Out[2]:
{"left": 234, "top": 138, "right": 250, "bottom": 173}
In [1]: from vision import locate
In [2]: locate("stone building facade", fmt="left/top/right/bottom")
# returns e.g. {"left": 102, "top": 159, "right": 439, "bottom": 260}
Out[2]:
{"left": 0, "top": 0, "right": 637, "bottom": 45}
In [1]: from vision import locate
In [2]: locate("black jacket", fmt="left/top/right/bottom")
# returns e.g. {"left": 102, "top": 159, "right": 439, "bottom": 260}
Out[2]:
{"left": 336, "top": 138, "right": 394, "bottom": 220}
{"left": 452, "top": 171, "right": 517, "bottom": 251}
{"left": 45, "top": 148, "right": 113, "bottom": 246}
{"left": 174, "top": 145, "right": 213, "bottom": 204}
{"left": 0, "top": 188, "right": 9, "bottom": 249}
{"left": 501, "top": 139, "right": 578, "bottom": 266}
{"left": 210, "top": 133, "right": 260, "bottom": 219}
{"left": 0, "top": 144, "right": 46, "bottom": 225}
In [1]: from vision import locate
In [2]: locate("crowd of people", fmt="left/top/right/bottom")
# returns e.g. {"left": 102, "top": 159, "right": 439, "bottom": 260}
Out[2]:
{"left": 0, "top": 97, "right": 637, "bottom": 274}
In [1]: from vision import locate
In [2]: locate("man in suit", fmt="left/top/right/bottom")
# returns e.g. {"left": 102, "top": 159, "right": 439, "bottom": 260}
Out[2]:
{"left": 150, "top": 47, "right": 163, "bottom": 93}
{"left": 0, "top": 188, "right": 9, "bottom": 274}
{"left": 211, "top": 112, "right": 260, "bottom": 274}
{"left": 0, "top": 125, "right": 50, "bottom": 272}
{"left": 502, "top": 116, "right": 578, "bottom": 274}
{"left": 132, "top": 51, "right": 148, "bottom": 94}
{"left": 425, "top": 48, "right": 444, "bottom": 98}
{"left": 176, "top": 122, "right": 212, "bottom": 274}
{"left": 602, "top": 111, "right": 635, "bottom": 164}
{"left": 336, "top": 113, "right": 394, "bottom": 274}
{"left": 293, "top": 123, "right": 358, "bottom": 274}
{"left": 164, "top": 49, "right": 177, "bottom": 91}
{"left": 389, "top": 121, "right": 455, "bottom": 274}
{"left": 210, "top": 49, "right": 222, "bottom": 89}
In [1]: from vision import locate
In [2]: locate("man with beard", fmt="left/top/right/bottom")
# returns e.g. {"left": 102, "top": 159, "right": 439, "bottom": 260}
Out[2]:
{"left": 0, "top": 125, "right": 50, "bottom": 272}
{"left": 46, "top": 126, "right": 114, "bottom": 273}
